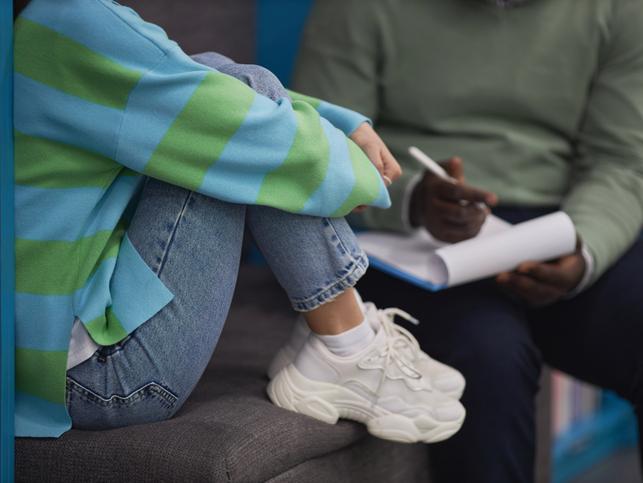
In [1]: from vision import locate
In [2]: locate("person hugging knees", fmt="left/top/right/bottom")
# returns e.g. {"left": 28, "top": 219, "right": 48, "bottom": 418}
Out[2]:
{"left": 14, "top": 0, "right": 465, "bottom": 445}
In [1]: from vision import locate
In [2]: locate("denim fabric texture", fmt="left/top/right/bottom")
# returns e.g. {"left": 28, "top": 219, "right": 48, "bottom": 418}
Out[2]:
{"left": 65, "top": 53, "right": 368, "bottom": 429}
{"left": 66, "top": 179, "right": 367, "bottom": 429}
{"left": 190, "top": 52, "right": 292, "bottom": 103}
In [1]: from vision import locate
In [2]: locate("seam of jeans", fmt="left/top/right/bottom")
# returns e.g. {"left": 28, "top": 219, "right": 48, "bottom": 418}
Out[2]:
{"left": 66, "top": 376, "right": 178, "bottom": 408}
{"left": 156, "top": 190, "right": 194, "bottom": 276}
{"left": 326, "top": 217, "right": 359, "bottom": 260}
{"left": 292, "top": 252, "right": 366, "bottom": 305}
{"left": 291, "top": 253, "right": 369, "bottom": 312}
{"left": 95, "top": 334, "right": 133, "bottom": 359}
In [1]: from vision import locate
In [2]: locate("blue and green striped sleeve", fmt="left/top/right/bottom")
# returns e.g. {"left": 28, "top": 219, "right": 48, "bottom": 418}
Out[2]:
{"left": 115, "top": 46, "right": 390, "bottom": 217}
{"left": 287, "top": 89, "right": 371, "bottom": 137}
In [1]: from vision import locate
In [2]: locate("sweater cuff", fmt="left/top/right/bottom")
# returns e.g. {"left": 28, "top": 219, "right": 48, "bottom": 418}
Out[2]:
{"left": 348, "top": 169, "right": 422, "bottom": 233}
{"left": 400, "top": 171, "right": 425, "bottom": 232}
{"left": 565, "top": 241, "right": 595, "bottom": 298}
{"left": 316, "top": 101, "right": 371, "bottom": 137}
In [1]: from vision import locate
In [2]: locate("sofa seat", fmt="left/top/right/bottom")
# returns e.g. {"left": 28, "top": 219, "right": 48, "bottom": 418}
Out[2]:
{"left": 16, "top": 265, "right": 429, "bottom": 482}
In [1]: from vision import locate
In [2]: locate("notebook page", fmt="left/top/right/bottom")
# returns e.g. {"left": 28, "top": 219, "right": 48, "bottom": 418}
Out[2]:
{"left": 435, "top": 211, "right": 577, "bottom": 287}
{"left": 357, "top": 215, "right": 511, "bottom": 287}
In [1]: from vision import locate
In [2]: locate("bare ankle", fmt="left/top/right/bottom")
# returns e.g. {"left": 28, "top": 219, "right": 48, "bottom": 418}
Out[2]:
{"left": 304, "top": 289, "right": 363, "bottom": 335}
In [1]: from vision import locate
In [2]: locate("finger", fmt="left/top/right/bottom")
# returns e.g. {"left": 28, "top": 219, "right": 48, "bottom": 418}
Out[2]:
{"left": 435, "top": 180, "right": 498, "bottom": 206}
{"left": 382, "top": 147, "right": 402, "bottom": 182}
{"left": 443, "top": 157, "right": 464, "bottom": 182}
{"left": 517, "top": 261, "right": 566, "bottom": 287}
{"left": 365, "top": 145, "right": 385, "bottom": 175}
{"left": 352, "top": 205, "right": 367, "bottom": 214}
{"left": 498, "top": 272, "right": 566, "bottom": 306}
{"left": 427, "top": 200, "right": 486, "bottom": 236}
{"left": 496, "top": 272, "right": 511, "bottom": 283}
{"left": 433, "top": 198, "right": 487, "bottom": 226}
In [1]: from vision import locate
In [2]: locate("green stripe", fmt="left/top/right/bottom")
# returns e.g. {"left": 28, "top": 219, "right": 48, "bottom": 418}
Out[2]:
{"left": 332, "top": 140, "right": 381, "bottom": 217}
{"left": 14, "top": 18, "right": 142, "bottom": 110}
{"left": 144, "top": 72, "right": 256, "bottom": 191}
{"left": 16, "top": 225, "right": 124, "bottom": 295}
{"left": 257, "top": 105, "right": 330, "bottom": 212}
{"left": 15, "top": 131, "right": 121, "bottom": 189}
{"left": 84, "top": 307, "right": 128, "bottom": 346}
{"left": 287, "top": 90, "right": 322, "bottom": 109}
{"left": 16, "top": 349, "right": 67, "bottom": 404}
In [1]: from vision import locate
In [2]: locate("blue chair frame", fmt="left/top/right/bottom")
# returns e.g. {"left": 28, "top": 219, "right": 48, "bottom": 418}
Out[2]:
{"left": 257, "top": 0, "right": 314, "bottom": 85}
{"left": 1, "top": 0, "right": 15, "bottom": 481}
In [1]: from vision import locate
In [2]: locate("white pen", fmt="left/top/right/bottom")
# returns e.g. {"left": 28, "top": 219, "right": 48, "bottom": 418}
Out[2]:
{"left": 408, "top": 146, "right": 487, "bottom": 210}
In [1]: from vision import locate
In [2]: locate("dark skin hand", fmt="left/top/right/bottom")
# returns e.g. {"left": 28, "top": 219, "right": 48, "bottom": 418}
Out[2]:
{"left": 497, "top": 242, "right": 586, "bottom": 307}
{"left": 409, "top": 156, "right": 585, "bottom": 305}
{"left": 410, "top": 157, "right": 498, "bottom": 243}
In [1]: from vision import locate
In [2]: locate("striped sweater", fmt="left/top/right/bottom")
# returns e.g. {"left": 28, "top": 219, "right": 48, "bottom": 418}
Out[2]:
{"left": 14, "top": 0, "right": 390, "bottom": 438}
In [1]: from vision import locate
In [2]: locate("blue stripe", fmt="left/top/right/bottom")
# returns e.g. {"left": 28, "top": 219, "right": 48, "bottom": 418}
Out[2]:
{"left": 16, "top": 185, "right": 104, "bottom": 241}
{"left": 198, "top": 95, "right": 298, "bottom": 203}
{"left": 15, "top": 175, "right": 141, "bottom": 242}
{"left": 117, "top": 54, "right": 207, "bottom": 172}
{"left": 317, "top": 101, "right": 370, "bottom": 136}
{"left": 14, "top": 73, "right": 121, "bottom": 159}
{"left": 303, "top": 120, "right": 356, "bottom": 215}
{"left": 16, "top": 257, "right": 117, "bottom": 351}
{"left": 110, "top": 234, "right": 173, "bottom": 333}
{"left": 82, "top": 174, "right": 143, "bottom": 238}
{"left": 21, "top": 0, "right": 166, "bottom": 72}
{"left": 16, "top": 294, "right": 74, "bottom": 351}
{"left": 15, "top": 391, "right": 70, "bottom": 438}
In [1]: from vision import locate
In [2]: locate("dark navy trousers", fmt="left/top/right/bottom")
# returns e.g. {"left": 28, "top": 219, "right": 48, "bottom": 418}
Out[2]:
{"left": 356, "top": 207, "right": 643, "bottom": 483}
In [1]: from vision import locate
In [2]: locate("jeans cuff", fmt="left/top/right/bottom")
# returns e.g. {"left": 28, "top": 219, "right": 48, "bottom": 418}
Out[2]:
{"left": 290, "top": 253, "right": 369, "bottom": 312}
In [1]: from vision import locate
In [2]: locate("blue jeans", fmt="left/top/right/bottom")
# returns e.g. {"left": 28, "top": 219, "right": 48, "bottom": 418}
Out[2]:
{"left": 66, "top": 179, "right": 368, "bottom": 429}
{"left": 66, "top": 53, "right": 368, "bottom": 429}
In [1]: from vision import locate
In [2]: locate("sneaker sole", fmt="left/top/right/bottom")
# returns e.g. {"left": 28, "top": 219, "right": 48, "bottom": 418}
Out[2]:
{"left": 269, "top": 352, "right": 466, "bottom": 401}
{"left": 267, "top": 364, "right": 465, "bottom": 444}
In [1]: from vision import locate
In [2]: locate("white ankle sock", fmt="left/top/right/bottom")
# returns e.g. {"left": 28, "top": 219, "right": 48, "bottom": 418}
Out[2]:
{"left": 315, "top": 318, "right": 375, "bottom": 357}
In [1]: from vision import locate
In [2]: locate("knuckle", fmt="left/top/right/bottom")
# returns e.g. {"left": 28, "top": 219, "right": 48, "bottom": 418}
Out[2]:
{"left": 451, "top": 186, "right": 463, "bottom": 199}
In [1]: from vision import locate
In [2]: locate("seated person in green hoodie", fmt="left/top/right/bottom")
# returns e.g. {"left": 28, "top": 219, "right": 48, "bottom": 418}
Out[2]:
{"left": 293, "top": 0, "right": 643, "bottom": 481}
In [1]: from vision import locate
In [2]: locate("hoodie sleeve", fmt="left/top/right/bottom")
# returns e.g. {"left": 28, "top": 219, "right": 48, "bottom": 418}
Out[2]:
{"left": 16, "top": 0, "right": 390, "bottom": 218}
{"left": 287, "top": 89, "right": 371, "bottom": 137}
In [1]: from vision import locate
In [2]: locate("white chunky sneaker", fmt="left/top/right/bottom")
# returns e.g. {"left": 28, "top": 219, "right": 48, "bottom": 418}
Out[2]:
{"left": 267, "top": 302, "right": 466, "bottom": 399}
{"left": 267, "top": 328, "right": 465, "bottom": 444}
{"left": 366, "top": 303, "right": 466, "bottom": 399}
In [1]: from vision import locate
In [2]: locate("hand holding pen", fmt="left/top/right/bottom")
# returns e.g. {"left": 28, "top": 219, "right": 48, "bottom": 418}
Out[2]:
{"left": 408, "top": 146, "right": 498, "bottom": 243}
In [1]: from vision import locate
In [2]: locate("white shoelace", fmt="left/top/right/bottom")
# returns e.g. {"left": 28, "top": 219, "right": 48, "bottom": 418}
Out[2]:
{"left": 362, "top": 305, "right": 424, "bottom": 400}
{"left": 364, "top": 303, "right": 421, "bottom": 353}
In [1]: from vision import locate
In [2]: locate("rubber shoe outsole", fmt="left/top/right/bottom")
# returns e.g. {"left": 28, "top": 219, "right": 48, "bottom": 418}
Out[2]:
{"left": 267, "top": 364, "right": 465, "bottom": 444}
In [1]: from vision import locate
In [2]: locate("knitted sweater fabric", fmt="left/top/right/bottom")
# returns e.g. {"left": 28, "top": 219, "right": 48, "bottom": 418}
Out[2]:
{"left": 14, "top": 0, "right": 389, "bottom": 437}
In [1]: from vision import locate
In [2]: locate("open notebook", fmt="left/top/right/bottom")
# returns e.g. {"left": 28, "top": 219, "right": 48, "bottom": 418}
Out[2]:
{"left": 356, "top": 211, "right": 577, "bottom": 291}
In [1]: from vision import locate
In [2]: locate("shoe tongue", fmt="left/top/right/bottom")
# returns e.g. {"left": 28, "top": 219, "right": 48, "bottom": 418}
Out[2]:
{"left": 364, "top": 304, "right": 383, "bottom": 331}
{"left": 347, "top": 326, "right": 388, "bottom": 360}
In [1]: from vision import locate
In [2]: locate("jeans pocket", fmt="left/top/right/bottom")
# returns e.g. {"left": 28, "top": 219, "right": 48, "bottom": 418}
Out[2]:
{"left": 66, "top": 377, "right": 179, "bottom": 430}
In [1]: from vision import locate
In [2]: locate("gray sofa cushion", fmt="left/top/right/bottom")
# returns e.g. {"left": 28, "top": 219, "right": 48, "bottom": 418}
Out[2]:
{"left": 16, "top": 266, "right": 429, "bottom": 482}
